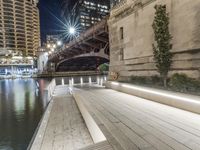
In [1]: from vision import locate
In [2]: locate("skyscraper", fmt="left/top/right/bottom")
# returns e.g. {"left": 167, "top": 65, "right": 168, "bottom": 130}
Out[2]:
{"left": 0, "top": 0, "right": 40, "bottom": 56}
{"left": 110, "top": 0, "right": 122, "bottom": 7}
{"left": 62, "top": 0, "right": 110, "bottom": 32}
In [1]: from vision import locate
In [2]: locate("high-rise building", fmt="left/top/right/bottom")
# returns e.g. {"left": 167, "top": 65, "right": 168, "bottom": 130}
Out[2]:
{"left": 0, "top": 0, "right": 40, "bottom": 56}
{"left": 62, "top": 0, "right": 110, "bottom": 32}
{"left": 110, "top": 0, "right": 122, "bottom": 7}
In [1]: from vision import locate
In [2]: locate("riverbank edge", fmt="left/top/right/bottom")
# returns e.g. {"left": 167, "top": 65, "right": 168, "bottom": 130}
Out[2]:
{"left": 27, "top": 79, "right": 56, "bottom": 150}
{"left": 27, "top": 98, "right": 54, "bottom": 150}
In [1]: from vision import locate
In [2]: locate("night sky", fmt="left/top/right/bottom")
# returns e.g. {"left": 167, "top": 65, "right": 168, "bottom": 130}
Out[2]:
{"left": 38, "top": 0, "right": 76, "bottom": 44}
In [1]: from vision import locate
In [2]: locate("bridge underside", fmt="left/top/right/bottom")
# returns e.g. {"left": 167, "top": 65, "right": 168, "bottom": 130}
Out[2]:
{"left": 49, "top": 19, "right": 109, "bottom": 65}
{"left": 56, "top": 56, "right": 109, "bottom": 72}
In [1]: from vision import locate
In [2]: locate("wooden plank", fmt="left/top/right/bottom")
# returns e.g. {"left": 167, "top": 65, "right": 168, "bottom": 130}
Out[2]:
{"left": 93, "top": 91, "right": 198, "bottom": 149}
{"left": 79, "top": 141, "right": 113, "bottom": 150}
{"left": 95, "top": 90, "right": 200, "bottom": 148}
{"left": 74, "top": 87, "right": 200, "bottom": 150}
{"left": 39, "top": 86, "right": 93, "bottom": 150}
{"left": 101, "top": 89, "right": 200, "bottom": 130}
{"left": 80, "top": 91, "right": 172, "bottom": 150}
{"left": 77, "top": 93, "right": 139, "bottom": 150}
{"left": 74, "top": 93, "right": 123, "bottom": 150}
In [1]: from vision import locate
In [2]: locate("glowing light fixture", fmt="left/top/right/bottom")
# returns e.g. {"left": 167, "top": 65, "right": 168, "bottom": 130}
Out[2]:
{"left": 111, "top": 81, "right": 200, "bottom": 105}
{"left": 80, "top": 77, "right": 83, "bottom": 85}
{"left": 69, "top": 27, "right": 76, "bottom": 34}
{"left": 47, "top": 44, "right": 51, "bottom": 48}
{"left": 57, "top": 41, "right": 62, "bottom": 46}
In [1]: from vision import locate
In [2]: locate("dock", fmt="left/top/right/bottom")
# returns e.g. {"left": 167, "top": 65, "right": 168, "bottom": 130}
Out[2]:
{"left": 30, "top": 83, "right": 200, "bottom": 150}
{"left": 30, "top": 85, "right": 93, "bottom": 150}
{"left": 74, "top": 85, "right": 200, "bottom": 150}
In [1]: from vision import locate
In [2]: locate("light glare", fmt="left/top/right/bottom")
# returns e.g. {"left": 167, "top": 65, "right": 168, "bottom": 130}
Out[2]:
{"left": 57, "top": 41, "right": 62, "bottom": 46}
{"left": 69, "top": 27, "right": 75, "bottom": 34}
{"left": 47, "top": 44, "right": 51, "bottom": 48}
{"left": 111, "top": 82, "right": 200, "bottom": 105}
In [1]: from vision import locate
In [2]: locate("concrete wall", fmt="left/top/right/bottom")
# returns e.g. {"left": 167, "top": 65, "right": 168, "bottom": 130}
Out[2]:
{"left": 108, "top": 0, "right": 200, "bottom": 80}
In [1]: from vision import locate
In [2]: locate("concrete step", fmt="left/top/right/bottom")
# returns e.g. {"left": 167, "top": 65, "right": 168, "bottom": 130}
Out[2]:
{"left": 79, "top": 141, "right": 113, "bottom": 150}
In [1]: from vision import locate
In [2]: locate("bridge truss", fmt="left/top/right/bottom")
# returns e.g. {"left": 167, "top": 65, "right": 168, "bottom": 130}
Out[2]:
{"left": 48, "top": 19, "right": 109, "bottom": 65}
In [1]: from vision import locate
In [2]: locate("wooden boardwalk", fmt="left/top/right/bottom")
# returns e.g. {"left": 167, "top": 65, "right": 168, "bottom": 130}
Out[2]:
{"left": 79, "top": 141, "right": 113, "bottom": 150}
{"left": 37, "top": 86, "right": 93, "bottom": 150}
{"left": 73, "top": 86, "right": 200, "bottom": 150}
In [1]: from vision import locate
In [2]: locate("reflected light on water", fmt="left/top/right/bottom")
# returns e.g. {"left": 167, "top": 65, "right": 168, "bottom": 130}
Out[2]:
{"left": 0, "top": 78, "right": 50, "bottom": 150}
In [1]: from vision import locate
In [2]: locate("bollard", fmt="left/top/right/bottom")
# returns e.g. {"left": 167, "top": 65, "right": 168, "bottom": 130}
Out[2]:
{"left": 89, "top": 76, "right": 92, "bottom": 84}
{"left": 61, "top": 78, "right": 64, "bottom": 85}
{"left": 80, "top": 77, "right": 83, "bottom": 85}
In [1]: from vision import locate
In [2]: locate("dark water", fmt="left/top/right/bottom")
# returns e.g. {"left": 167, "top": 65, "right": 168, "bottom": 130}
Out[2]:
{"left": 0, "top": 79, "right": 51, "bottom": 150}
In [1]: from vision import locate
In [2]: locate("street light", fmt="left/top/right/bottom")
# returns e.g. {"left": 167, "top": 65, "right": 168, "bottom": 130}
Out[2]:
{"left": 69, "top": 27, "right": 76, "bottom": 35}
{"left": 47, "top": 44, "right": 51, "bottom": 48}
{"left": 52, "top": 44, "right": 56, "bottom": 48}
{"left": 57, "top": 41, "right": 62, "bottom": 46}
{"left": 51, "top": 48, "right": 55, "bottom": 52}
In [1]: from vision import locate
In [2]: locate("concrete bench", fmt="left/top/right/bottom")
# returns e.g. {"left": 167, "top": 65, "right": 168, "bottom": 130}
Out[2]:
{"left": 106, "top": 81, "right": 200, "bottom": 114}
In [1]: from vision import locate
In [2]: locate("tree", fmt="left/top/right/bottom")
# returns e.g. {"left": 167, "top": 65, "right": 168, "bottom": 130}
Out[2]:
{"left": 152, "top": 4, "right": 173, "bottom": 87}
{"left": 98, "top": 63, "right": 109, "bottom": 74}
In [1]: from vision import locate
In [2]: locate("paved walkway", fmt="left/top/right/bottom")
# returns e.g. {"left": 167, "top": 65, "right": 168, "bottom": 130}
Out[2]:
{"left": 39, "top": 86, "right": 93, "bottom": 150}
{"left": 73, "top": 85, "right": 200, "bottom": 150}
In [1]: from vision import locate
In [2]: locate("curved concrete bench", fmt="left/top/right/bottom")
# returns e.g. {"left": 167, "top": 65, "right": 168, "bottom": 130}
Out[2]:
{"left": 73, "top": 91, "right": 106, "bottom": 143}
{"left": 106, "top": 81, "right": 200, "bottom": 114}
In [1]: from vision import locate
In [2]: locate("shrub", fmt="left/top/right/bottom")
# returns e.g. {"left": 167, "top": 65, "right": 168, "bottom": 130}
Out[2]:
{"left": 150, "top": 75, "right": 162, "bottom": 85}
{"left": 130, "top": 75, "right": 162, "bottom": 86}
{"left": 130, "top": 76, "right": 147, "bottom": 85}
{"left": 98, "top": 63, "right": 109, "bottom": 73}
{"left": 169, "top": 73, "right": 200, "bottom": 92}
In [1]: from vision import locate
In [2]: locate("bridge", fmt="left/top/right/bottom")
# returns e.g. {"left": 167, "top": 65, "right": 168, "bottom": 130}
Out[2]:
{"left": 48, "top": 19, "right": 109, "bottom": 72}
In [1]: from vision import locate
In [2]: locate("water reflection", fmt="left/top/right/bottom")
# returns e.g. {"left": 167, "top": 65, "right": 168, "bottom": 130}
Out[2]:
{"left": 0, "top": 76, "right": 107, "bottom": 150}
{"left": 0, "top": 78, "right": 50, "bottom": 150}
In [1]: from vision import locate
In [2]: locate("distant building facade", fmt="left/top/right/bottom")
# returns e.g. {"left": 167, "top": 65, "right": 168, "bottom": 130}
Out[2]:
{"left": 0, "top": 0, "right": 40, "bottom": 56}
{"left": 110, "top": 0, "right": 122, "bottom": 8}
{"left": 62, "top": 0, "right": 110, "bottom": 31}
{"left": 108, "top": 0, "right": 200, "bottom": 80}
{"left": 46, "top": 35, "right": 60, "bottom": 47}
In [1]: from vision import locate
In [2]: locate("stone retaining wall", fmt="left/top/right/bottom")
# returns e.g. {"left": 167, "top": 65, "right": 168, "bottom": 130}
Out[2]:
{"left": 108, "top": 0, "right": 200, "bottom": 80}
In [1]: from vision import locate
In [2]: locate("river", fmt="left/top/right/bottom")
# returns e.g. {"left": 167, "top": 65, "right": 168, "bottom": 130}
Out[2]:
{"left": 0, "top": 78, "right": 51, "bottom": 150}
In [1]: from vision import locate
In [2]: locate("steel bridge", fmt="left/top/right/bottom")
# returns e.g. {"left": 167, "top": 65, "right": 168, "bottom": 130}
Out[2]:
{"left": 48, "top": 19, "right": 109, "bottom": 72}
